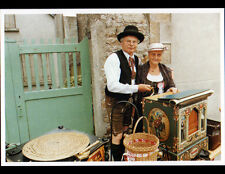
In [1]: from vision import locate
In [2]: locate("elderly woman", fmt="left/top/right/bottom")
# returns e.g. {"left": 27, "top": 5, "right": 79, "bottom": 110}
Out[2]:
{"left": 137, "top": 43, "right": 178, "bottom": 96}
{"left": 133, "top": 43, "right": 178, "bottom": 133}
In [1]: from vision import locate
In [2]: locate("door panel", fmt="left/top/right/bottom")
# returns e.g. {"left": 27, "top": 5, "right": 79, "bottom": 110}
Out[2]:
{"left": 5, "top": 37, "right": 94, "bottom": 144}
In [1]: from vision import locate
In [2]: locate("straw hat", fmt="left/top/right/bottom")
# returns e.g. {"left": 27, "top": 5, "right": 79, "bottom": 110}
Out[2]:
{"left": 148, "top": 43, "right": 167, "bottom": 51}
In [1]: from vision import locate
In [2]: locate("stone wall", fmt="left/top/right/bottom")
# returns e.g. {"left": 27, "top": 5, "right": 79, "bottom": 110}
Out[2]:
{"left": 77, "top": 14, "right": 152, "bottom": 60}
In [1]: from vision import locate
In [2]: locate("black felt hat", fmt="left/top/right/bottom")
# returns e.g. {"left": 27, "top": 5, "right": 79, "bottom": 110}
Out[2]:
{"left": 117, "top": 25, "right": 144, "bottom": 43}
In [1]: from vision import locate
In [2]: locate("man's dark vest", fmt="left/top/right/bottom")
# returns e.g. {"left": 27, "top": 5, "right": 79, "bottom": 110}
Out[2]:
{"left": 105, "top": 50, "right": 139, "bottom": 100}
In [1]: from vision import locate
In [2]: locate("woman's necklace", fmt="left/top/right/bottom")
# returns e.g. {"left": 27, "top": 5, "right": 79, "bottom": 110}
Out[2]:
{"left": 150, "top": 69, "right": 156, "bottom": 72}
{"left": 149, "top": 66, "right": 159, "bottom": 73}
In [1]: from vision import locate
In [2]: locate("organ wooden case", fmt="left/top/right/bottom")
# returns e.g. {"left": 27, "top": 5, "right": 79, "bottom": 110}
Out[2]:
{"left": 142, "top": 89, "right": 214, "bottom": 160}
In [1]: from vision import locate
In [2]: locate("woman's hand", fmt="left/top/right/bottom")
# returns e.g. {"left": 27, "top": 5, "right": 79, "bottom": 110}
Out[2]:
{"left": 138, "top": 84, "right": 153, "bottom": 92}
{"left": 167, "top": 87, "right": 178, "bottom": 94}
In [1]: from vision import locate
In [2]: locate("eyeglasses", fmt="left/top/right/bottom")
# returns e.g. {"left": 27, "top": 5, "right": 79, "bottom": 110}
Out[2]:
{"left": 125, "top": 40, "right": 138, "bottom": 45}
{"left": 149, "top": 52, "right": 162, "bottom": 57}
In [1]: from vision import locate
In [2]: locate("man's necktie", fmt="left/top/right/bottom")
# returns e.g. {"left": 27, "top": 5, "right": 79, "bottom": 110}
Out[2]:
{"left": 129, "top": 57, "right": 136, "bottom": 79}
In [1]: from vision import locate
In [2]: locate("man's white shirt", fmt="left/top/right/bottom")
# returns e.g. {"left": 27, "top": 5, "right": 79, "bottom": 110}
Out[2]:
{"left": 104, "top": 50, "right": 142, "bottom": 94}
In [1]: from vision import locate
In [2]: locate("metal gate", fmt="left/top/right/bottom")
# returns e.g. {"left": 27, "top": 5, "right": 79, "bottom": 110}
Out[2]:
{"left": 5, "top": 37, "right": 94, "bottom": 144}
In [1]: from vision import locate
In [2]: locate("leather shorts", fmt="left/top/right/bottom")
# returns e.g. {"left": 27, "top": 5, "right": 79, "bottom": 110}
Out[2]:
{"left": 105, "top": 95, "right": 133, "bottom": 136}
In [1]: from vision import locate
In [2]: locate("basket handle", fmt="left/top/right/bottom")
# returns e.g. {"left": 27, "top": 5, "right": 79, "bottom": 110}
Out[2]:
{"left": 132, "top": 116, "right": 150, "bottom": 140}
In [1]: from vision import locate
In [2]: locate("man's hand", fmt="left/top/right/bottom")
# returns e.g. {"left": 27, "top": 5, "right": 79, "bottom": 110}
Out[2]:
{"left": 138, "top": 84, "right": 153, "bottom": 92}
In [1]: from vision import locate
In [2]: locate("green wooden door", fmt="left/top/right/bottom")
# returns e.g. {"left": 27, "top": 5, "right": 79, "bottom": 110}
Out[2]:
{"left": 5, "top": 37, "right": 94, "bottom": 144}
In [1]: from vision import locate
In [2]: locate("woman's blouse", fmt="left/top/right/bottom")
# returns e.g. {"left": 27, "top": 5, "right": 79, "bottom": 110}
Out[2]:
{"left": 137, "top": 61, "right": 176, "bottom": 96}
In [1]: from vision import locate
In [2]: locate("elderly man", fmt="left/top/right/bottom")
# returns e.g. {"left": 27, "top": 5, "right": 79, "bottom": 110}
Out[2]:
{"left": 104, "top": 25, "right": 152, "bottom": 161}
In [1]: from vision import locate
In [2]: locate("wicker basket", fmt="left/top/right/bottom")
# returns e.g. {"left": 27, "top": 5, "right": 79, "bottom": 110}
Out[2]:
{"left": 123, "top": 116, "right": 159, "bottom": 161}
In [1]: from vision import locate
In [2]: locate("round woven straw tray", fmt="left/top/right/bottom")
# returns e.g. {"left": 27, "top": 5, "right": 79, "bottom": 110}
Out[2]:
{"left": 22, "top": 132, "right": 90, "bottom": 161}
